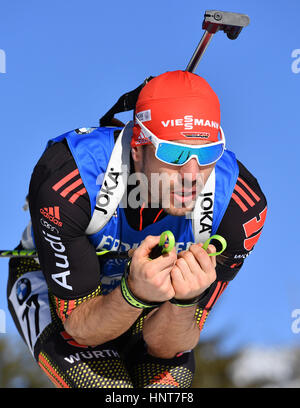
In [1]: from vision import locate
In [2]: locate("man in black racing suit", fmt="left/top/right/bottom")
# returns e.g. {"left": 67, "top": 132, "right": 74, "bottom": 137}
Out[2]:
{"left": 7, "top": 71, "right": 267, "bottom": 388}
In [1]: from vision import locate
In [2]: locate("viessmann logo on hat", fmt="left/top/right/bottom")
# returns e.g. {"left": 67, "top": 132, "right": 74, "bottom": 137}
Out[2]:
{"left": 134, "top": 112, "right": 220, "bottom": 143}
{"left": 159, "top": 115, "right": 219, "bottom": 139}
{"left": 136, "top": 111, "right": 219, "bottom": 131}
{"left": 161, "top": 115, "right": 219, "bottom": 131}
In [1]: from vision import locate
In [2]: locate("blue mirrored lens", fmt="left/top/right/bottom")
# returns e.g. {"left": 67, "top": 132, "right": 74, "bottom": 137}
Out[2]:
{"left": 157, "top": 142, "right": 224, "bottom": 166}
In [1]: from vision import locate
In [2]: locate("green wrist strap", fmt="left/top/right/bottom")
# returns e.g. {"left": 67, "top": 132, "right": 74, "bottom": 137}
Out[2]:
{"left": 120, "top": 262, "right": 162, "bottom": 309}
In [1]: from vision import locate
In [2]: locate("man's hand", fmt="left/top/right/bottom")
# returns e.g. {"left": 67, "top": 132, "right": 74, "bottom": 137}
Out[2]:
{"left": 170, "top": 243, "right": 217, "bottom": 300}
{"left": 128, "top": 235, "right": 177, "bottom": 303}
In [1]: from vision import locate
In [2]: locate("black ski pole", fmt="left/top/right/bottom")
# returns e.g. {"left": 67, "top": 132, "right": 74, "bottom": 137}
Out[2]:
{"left": 0, "top": 249, "right": 130, "bottom": 260}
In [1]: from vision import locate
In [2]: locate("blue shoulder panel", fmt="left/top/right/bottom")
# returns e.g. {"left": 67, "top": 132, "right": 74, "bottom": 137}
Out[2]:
{"left": 212, "top": 149, "right": 239, "bottom": 235}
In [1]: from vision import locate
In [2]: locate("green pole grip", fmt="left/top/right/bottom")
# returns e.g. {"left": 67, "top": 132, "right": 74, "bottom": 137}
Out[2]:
{"left": 159, "top": 231, "right": 175, "bottom": 254}
{"left": 202, "top": 234, "right": 227, "bottom": 256}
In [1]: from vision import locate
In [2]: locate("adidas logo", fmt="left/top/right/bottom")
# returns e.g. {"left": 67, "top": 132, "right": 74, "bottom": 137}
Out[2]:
{"left": 150, "top": 371, "right": 179, "bottom": 387}
{"left": 40, "top": 206, "right": 63, "bottom": 227}
{"left": 136, "top": 131, "right": 150, "bottom": 145}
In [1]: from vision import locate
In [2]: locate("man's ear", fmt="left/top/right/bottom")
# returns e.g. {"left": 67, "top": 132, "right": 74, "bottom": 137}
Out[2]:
{"left": 131, "top": 146, "right": 143, "bottom": 163}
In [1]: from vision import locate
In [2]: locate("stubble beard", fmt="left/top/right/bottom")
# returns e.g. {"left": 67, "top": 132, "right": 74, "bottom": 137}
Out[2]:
{"left": 140, "top": 171, "right": 205, "bottom": 217}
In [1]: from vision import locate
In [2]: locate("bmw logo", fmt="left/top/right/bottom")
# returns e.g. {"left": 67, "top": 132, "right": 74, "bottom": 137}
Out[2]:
{"left": 16, "top": 278, "right": 31, "bottom": 305}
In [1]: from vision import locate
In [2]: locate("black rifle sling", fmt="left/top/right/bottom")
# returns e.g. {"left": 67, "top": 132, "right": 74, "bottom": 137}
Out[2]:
{"left": 99, "top": 76, "right": 155, "bottom": 127}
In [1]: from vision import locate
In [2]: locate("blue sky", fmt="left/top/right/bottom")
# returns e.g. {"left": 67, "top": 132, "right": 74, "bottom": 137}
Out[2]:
{"left": 0, "top": 0, "right": 299, "bottom": 354}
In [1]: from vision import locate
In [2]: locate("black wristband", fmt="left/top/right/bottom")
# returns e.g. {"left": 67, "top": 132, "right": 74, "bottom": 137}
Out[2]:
{"left": 169, "top": 295, "right": 204, "bottom": 308}
{"left": 120, "top": 262, "right": 163, "bottom": 309}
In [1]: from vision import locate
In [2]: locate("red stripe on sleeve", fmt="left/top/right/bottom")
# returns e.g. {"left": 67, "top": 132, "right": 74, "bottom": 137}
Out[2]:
{"left": 52, "top": 169, "right": 79, "bottom": 191}
{"left": 60, "top": 178, "right": 83, "bottom": 198}
{"left": 38, "top": 354, "right": 70, "bottom": 388}
{"left": 237, "top": 177, "right": 261, "bottom": 202}
{"left": 231, "top": 193, "right": 248, "bottom": 212}
{"left": 198, "top": 282, "right": 228, "bottom": 331}
{"left": 205, "top": 281, "right": 222, "bottom": 309}
{"left": 234, "top": 185, "right": 255, "bottom": 207}
{"left": 68, "top": 187, "right": 87, "bottom": 204}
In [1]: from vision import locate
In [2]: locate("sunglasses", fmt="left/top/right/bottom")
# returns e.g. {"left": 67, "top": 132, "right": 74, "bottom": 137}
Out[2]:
{"left": 135, "top": 116, "right": 226, "bottom": 166}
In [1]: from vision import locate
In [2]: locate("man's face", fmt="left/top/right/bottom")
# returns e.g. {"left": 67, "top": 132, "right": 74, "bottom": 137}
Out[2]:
{"left": 131, "top": 139, "right": 215, "bottom": 217}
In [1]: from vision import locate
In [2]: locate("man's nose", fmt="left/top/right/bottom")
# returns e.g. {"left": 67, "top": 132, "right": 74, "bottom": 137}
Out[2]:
{"left": 179, "top": 158, "right": 201, "bottom": 181}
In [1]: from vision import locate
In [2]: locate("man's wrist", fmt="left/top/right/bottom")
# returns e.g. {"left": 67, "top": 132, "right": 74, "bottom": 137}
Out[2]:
{"left": 169, "top": 287, "right": 210, "bottom": 308}
{"left": 120, "top": 262, "right": 163, "bottom": 309}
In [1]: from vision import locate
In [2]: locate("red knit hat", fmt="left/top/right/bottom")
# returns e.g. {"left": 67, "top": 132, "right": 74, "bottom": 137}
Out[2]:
{"left": 131, "top": 70, "right": 221, "bottom": 147}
